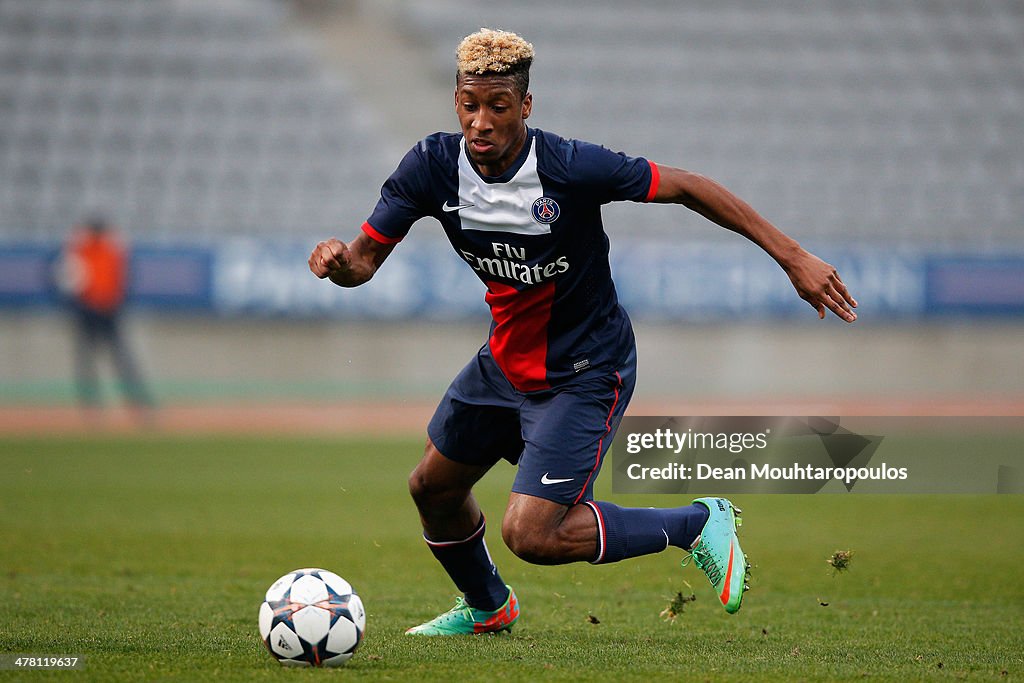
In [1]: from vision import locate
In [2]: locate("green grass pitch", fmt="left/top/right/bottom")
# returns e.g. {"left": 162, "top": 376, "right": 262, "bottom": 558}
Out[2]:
{"left": 1, "top": 435, "right": 1021, "bottom": 681}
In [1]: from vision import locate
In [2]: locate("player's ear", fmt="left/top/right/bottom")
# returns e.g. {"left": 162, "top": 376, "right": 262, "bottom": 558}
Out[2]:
{"left": 522, "top": 92, "right": 532, "bottom": 120}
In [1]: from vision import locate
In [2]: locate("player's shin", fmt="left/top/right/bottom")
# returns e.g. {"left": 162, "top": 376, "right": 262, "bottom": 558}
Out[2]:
{"left": 424, "top": 514, "right": 509, "bottom": 611}
{"left": 585, "top": 501, "right": 709, "bottom": 563}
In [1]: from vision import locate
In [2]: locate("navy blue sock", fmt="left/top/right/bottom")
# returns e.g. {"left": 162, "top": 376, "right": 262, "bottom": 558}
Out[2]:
{"left": 586, "top": 501, "right": 709, "bottom": 564}
{"left": 424, "top": 515, "right": 509, "bottom": 611}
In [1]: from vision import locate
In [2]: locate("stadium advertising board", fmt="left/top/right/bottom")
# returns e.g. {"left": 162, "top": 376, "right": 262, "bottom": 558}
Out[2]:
{"left": 1, "top": 240, "right": 1022, "bottom": 319}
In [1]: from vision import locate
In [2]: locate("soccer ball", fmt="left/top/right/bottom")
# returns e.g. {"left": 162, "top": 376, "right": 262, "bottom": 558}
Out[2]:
{"left": 258, "top": 568, "right": 365, "bottom": 667}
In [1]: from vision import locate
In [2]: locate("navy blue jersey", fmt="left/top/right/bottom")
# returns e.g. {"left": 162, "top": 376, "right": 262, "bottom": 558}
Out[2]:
{"left": 363, "top": 128, "right": 660, "bottom": 392}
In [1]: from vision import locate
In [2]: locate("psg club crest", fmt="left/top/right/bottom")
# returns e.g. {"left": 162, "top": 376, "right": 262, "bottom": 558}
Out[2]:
{"left": 532, "top": 197, "right": 560, "bottom": 224}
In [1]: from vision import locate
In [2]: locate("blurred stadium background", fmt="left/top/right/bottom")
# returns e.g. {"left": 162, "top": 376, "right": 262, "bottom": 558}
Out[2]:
{"left": 1, "top": 0, "right": 1023, "bottom": 433}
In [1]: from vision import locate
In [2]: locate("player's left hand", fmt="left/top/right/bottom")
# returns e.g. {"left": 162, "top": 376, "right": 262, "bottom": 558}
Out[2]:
{"left": 784, "top": 249, "right": 858, "bottom": 322}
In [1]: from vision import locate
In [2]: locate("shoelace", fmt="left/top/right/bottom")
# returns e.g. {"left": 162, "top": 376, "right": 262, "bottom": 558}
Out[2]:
{"left": 682, "top": 541, "right": 723, "bottom": 585}
{"left": 436, "top": 597, "right": 474, "bottom": 622}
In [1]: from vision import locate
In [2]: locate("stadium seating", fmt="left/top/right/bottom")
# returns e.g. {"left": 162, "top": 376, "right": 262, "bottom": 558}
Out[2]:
{"left": 1, "top": 0, "right": 1021, "bottom": 246}
{"left": 0, "top": 0, "right": 388, "bottom": 238}
{"left": 395, "top": 0, "right": 1024, "bottom": 245}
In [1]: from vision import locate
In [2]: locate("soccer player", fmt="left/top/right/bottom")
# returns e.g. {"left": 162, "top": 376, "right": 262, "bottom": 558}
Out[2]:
{"left": 309, "top": 29, "right": 857, "bottom": 635}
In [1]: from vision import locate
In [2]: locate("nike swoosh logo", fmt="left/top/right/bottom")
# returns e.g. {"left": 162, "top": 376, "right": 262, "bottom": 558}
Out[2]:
{"left": 442, "top": 201, "right": 475, "bottom": 212}
{"left": 540, "top": 473, "right": 574, "bottom": 485}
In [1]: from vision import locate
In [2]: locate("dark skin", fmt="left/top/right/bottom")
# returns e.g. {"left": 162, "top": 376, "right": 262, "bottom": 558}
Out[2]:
{"left": 309, "top": 74, "right": 858, "bottom": 564}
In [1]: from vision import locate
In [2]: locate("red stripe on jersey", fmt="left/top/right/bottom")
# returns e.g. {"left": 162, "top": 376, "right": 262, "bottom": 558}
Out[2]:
{"left": 645, "top": 161, "right": 661, "bottom": 202}
{"left": 484, "top": 280, "right": 554, "bottom": 392}
{"left": 361, "top": 221, "right": 403, "bottom": 245}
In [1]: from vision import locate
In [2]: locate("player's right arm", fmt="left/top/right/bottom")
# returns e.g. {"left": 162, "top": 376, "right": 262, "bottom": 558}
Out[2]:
{"left": 308, "top": 232, "right": 395, "bottom": 288}
{"left": 310, "top": 140, "right": 435, "bottom": 287}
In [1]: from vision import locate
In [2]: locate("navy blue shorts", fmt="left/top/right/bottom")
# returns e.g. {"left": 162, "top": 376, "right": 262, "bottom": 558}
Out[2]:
{"left": 427, "top": 344, "right": 636, "bottom": 505}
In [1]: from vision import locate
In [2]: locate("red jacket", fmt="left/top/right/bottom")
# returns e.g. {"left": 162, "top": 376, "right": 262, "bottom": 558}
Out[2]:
{"left": 65, "top": 228, "right": 127, "bottom": 314}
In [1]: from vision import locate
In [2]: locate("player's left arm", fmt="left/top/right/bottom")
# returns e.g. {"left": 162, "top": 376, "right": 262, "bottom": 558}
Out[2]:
{"left": 651, "top": 165, "right": 857, "bottom": 322}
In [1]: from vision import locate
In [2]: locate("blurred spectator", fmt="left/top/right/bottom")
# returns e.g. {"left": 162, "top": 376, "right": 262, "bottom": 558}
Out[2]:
{"left": 57, "top": 217, "right": 154, "bottom": 417}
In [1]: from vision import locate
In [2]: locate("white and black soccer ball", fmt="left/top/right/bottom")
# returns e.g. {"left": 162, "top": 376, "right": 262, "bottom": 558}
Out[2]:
{"left": 258, "top": 568, "right": 365, "bottom": 667}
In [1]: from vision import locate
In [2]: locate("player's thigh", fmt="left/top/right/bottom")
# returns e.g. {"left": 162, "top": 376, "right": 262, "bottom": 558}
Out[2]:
{"left": 512, "top": 369, "right": 634, "bottom": 505}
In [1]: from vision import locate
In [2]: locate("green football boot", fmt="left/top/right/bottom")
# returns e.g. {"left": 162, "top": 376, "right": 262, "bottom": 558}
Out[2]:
{"left": 405, "top": 586, "right": 519, "bottom": 635}
{"left": 684, "top": 497, "right": 750, "bottom": 614}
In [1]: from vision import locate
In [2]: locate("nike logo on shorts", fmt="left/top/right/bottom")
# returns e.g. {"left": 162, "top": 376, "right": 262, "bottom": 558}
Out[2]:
{"left": 541, "top": 473, "right": 574, "bottom": 485}
{"left": 442, "top": 200, "right": 475, "bottom": 212}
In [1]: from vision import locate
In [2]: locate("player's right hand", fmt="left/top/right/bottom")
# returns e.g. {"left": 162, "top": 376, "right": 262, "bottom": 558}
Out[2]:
{"left": 309, "top": 238, "right": 351, "bottom": 279}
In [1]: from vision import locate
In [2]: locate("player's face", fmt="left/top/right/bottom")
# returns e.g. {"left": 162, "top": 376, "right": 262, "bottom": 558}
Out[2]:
{"left": 455, "top": 75, "right": 532, "bottom": 176}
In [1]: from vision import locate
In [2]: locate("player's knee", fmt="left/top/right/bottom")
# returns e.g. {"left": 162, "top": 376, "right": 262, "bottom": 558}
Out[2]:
{"left": 407, "top": 462, "right": 444, "bottom": 508}
{"left": 407, "top": 466, "right": 428, "bottom": 505}
{"left": 408, "top": 440, "right": 462, "bottom": 511}
{"left": 501, "top": 522, "right": 541, "bottom": 563}
{"left": 501, "top": 514, "right": 560, "bottom": 565}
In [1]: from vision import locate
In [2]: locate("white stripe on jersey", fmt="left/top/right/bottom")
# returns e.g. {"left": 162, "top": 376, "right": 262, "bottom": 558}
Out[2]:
{"left": 457, "top": 138, "right": 552, "bottom": 236}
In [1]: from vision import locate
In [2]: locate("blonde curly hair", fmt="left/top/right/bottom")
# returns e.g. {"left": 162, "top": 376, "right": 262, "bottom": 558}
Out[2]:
{"left": 456, "top": 28, "right": 534, "bottom": 97}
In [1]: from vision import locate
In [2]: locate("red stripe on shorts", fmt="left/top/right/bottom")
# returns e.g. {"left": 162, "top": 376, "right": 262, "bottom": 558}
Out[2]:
{"left": 573, "top": 372, "right": 622, "bottom": 505}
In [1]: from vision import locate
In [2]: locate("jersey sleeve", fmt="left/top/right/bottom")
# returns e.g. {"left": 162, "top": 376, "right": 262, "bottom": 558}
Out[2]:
{"left": 363, "top": 144, "right": 431, "bottom": 244}
{"left": 568, "top": 140, "right": 660, "bottom": 204}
